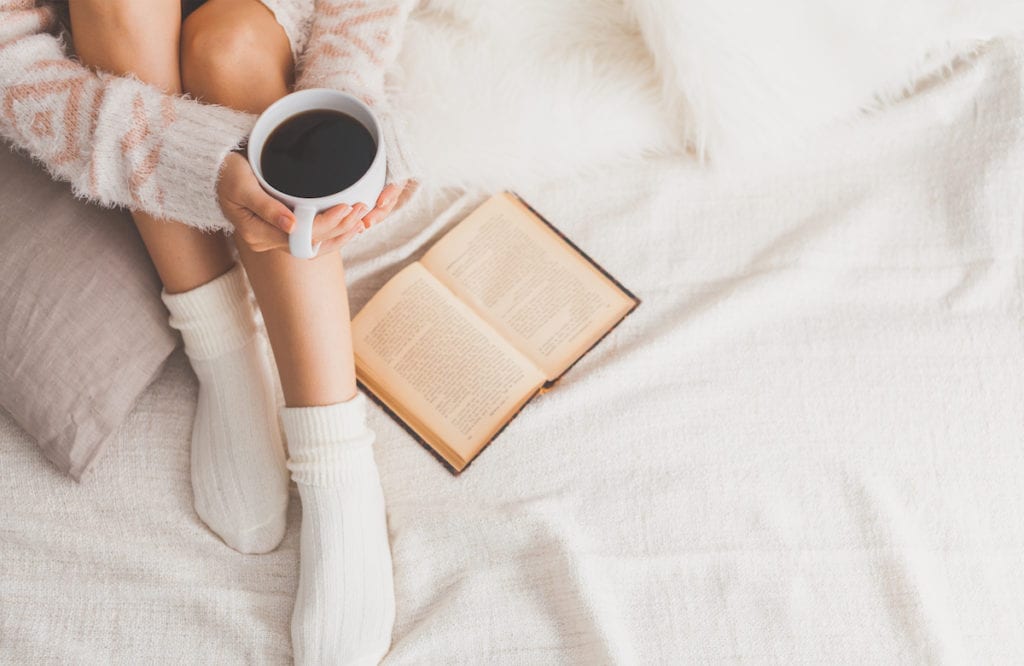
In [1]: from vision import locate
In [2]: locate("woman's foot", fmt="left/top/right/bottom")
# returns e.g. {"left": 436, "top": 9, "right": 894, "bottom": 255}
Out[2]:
{"left": 281, "top": 393, "right": 395, "bottom": 665}
{"left": 162, "top": 264, "right": 289, "bottom": 554}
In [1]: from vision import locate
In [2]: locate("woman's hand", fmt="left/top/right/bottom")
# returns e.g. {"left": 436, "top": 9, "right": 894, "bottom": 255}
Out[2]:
{"left": 217, "top": 152, "right": 405, "bottom": 253}
{"left": 316, "top": 182, "right": 408, "bottom": 253}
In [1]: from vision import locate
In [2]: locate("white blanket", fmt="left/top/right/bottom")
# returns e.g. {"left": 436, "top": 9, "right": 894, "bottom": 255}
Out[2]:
{"left": 2, "top": 38, "right": 1024, "bottom": 664}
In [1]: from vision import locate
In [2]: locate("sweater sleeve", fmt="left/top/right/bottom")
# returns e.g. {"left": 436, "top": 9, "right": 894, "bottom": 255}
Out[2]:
{"left": 0, "top": 1, "right": 255, "bottom": 232}
{"left": 295, "top": 0, "right": 418, "bottom": 182}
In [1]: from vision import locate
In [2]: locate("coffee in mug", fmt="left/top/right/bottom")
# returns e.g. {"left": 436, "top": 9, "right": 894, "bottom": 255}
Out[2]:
{"left": 247, "top": 89, "right": 387, "bottom": 259}
{"left": 260, "top": 110, "right": 376, "bottom": 199}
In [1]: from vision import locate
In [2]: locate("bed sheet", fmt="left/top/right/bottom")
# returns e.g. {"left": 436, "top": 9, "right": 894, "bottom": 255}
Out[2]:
{"left": 3, "top": 39, "right": 1024, "bottom": 665}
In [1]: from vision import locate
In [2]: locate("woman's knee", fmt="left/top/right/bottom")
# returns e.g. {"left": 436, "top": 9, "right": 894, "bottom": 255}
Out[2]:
{"left": 180, "top": 0, "right": 293, "bottom": 107}
{"left": 181, "top": 14, "right": 261, "bottom": 90}
{"left": 68, "top": 0, "right": 183, "bottom": 91}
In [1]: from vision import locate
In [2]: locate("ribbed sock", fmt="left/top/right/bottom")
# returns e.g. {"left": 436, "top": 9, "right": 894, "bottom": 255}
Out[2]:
{"left": 281, "top": 393, "right": 395, "bottom": 666}
{"left": 162, "top": 264, "right": 289, "bottom": 554}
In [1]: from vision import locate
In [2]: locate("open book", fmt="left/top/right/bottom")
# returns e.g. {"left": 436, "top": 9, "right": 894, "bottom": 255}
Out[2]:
{"left": 352, "top": 192, "right": 639, "bottom": 473}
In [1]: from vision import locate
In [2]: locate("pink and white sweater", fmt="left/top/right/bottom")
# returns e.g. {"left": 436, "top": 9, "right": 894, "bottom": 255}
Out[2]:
{"left": 0, "top": 0, "right": 416, "bottom": 232}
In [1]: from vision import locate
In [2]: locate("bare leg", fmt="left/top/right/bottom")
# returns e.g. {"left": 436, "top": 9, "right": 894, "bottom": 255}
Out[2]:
{"left": 183, "top": 9, "right": 399, "bottom": 660}
{"left": 234, "top": 246, "right": 358, "bottom": 406}
{"left": 68, "top": 0, "right": 234, "bottom": 294}
{"left": 182, "top": 0, "right": 357, "bottom": 407}
{"left": 71, "top": 0, "right": 291, "bottom": 555}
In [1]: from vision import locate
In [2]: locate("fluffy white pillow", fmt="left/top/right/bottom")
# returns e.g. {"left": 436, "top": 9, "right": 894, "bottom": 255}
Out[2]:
{"left": 390, "top": 0, "right": 683, "bottom": 191}
{"left": 626, "top": 0, "right": 1024, "bottom": 161}
{"left": 390, "top": 0, "right": 1024, "bottom": 189}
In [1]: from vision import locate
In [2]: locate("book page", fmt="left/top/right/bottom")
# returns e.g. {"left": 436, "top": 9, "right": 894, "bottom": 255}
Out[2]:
{"left": 420, "top": 193, "right": 636, "bottom": 379}
{"left": 352, "top": 263, "right": 546, "bottom": 463}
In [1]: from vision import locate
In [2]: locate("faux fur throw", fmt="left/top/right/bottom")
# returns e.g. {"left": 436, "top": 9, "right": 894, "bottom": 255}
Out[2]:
{"left": 392, "top": 0, "right": 1024, "bottom": 190}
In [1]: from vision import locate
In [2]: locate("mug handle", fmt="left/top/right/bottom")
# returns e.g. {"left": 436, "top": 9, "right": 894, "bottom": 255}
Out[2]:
{"left": 289, "top": 204, "right": 321, "bottom": 259}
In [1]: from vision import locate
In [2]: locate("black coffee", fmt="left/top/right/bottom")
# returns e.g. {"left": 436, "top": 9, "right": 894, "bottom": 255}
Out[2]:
{"left": 260, "top": 109, "right": 376, "bottom": 198}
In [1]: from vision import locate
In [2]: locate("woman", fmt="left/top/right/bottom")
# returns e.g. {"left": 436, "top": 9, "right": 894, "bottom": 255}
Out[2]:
{"left": 0, "top": 0, "right": 416, "bottom": 662}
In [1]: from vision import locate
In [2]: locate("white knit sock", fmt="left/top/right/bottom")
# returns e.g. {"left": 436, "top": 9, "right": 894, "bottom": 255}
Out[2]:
{"left": 281, "top": 393, "right": 396, "bottom": 666}
{"left": 162, "top": 265, "right": 289, "bottom": 554}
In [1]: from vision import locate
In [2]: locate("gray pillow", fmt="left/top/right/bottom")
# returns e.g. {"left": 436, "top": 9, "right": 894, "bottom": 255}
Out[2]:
{"left": 0, "top": 144, "right": 177, "bottom": 480}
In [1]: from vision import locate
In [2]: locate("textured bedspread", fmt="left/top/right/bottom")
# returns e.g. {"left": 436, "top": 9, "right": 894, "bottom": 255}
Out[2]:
{"left": 3, "top": 40, "right": 1024, "bottom": 665}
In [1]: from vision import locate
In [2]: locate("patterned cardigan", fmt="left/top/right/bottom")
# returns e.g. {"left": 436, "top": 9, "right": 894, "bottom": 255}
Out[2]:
{"left": 0, "top": 0, "right": 416, "bottom": 232}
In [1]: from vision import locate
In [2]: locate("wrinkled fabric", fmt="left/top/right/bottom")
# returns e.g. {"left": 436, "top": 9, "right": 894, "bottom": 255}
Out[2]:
{"left": 3, "top": 38, "right": 1024, "bottom": 665}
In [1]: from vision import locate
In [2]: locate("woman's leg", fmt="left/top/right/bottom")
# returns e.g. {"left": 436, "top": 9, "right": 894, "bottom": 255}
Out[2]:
{"left": 70, "top": 0, "right": 290, "bottom": 554}
{"left": 182, "top": 0, "right": 356, "bottom": 406}
{"left": 68, "top": 0, "right": 233, "bottom": 294}
{"left": 182, "top": 3, "right": 395, "bottom": 662}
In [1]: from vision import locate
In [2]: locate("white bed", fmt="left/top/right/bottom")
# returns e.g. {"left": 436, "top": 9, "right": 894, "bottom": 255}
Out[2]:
{"left": 3, "top": 40, "right": 1024, "bottom": 665}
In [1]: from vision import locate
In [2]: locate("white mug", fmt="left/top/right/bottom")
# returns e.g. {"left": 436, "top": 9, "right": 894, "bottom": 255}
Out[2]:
{"left": 247, "top": 88, "right": 387, "bottom": 259}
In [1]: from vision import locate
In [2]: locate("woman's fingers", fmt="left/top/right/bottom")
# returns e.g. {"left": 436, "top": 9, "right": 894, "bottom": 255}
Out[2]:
{"left": 240, "top": 182, "right": 295, "bottom": 233}
{"left": 282, "top": 180, "right": 412, "bottom": 253}
{"left": 313, "top": 203, "right": 367, "bottom": 244}
{"left": 376, "top": 183, "right": 403, "bottom": 210}
{"left": 395, "top": 180, "right": 417, "bottom": 210}
{"left": 359, "top": 211, "right": 380, "bottom": 228}
{"left": 361, "top": 183, "right": 404, "bottom": 228}
{"left": 318, "top": 199, "right": 378, "bottom": 252}
{"left": 220, "top": 153, "right": 295, "bottom": 233}
{"left": 318, "top": 221, "right": 364, "bottom": 254}
{"left": 311, "top": 202, "right": 354, "bottom": 237}
{"left": 234, "top": 209, "right": 290, "bottom": 252}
